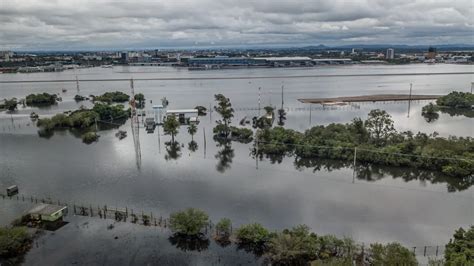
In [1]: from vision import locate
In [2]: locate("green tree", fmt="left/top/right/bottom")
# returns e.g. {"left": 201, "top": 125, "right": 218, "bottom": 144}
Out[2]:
{"left": 444, "top": 226, "right": 474, "bottom": 265}
{"left": 163, "top": 114, "right": 180, "bottom": 142}
{"left": 0, "top": 226, "right": 31, "bottom": 258}
{"left": 187, "top": 123, "right": 197, "bottom": 141}
{"left": 213, "top": 94, "right": 234, "bottom": 138}
{"left": 169, "top": 208, "right": 209, "bottom": 236}
{"left": 236, "top": 223, "right": 270, "bottom": 244}
{"left": 364, "top": 109, "right": 396, "bottom": 146}
{"left": 267, "top": 225, "right": 319, "bottom": 264}
{"left": 134, "top": 93, "right": 145, "bottom": 108}
{"left": 3, "top": 98, "right": 18, "bottom": 111}
{"left": 369, "top": 242, "right": 417, "bottom": 266}
{"left": 215, "top": 218, "right": 232, "bottom": 239}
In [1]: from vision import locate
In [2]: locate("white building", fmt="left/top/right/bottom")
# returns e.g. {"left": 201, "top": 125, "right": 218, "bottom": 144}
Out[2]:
{"left": 386, "top": 48, "right": 395, "bottom": 60}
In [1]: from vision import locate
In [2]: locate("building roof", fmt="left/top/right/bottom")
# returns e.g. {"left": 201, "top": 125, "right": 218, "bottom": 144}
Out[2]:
{"left": 253, "top": 57, "right": 312, "bottom": 61}
{"left": 28, "top": 204, "right": 67, "bottom": 216}
{"left": 152, "top": 104, "right": 164, "bottom": 109}
{"left": 166, "top": 109, "right": 198, "bottom": 114}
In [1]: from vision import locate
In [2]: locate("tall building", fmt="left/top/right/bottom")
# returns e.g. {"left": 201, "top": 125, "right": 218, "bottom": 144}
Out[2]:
{"left": 120, "top": 52, "right": 129, "bottom": 63}
{"left": 386, "top": 48, "right": 394, "bottom": 60}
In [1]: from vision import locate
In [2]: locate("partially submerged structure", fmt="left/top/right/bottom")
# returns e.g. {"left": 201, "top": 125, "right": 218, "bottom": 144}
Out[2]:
{"left": 166, "top": 109, "right": 199, "bottom": 124}
{"left": 28, "top": 204, "right": 68, "bottom": 222}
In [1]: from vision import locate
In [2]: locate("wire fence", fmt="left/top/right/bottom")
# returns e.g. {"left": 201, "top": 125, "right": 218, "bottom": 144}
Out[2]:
{"left": 0, "top": 192, "right": 447, "bottom": 258}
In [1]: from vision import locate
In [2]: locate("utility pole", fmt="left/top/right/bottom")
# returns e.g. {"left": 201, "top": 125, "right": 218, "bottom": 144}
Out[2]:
{"left": 281, "top": 85, "right": 284, "bottom": 110}
{"left": 471, "top": 82, "right": 473, "bottom": 94}
{"left": 352, "top": 147, "right": 357, "bottom": 183}
{"left": 76, "top": 75, "right": 80, "bottom": 93}
{"left": 258, "top": 87, "right": 261, "bottom": 116}
{"left": 407, "top": 83, "right": 413, "bottom": 118}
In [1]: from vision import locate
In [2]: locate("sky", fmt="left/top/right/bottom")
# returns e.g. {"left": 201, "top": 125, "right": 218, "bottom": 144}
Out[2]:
{"left": 0, "top": 0, "right": 473, "bottom": 51}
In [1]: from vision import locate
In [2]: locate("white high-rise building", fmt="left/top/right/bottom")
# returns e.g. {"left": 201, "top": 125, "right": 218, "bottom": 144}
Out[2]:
{"left": 386, "top": 48, "right": 395, "bottom": 59}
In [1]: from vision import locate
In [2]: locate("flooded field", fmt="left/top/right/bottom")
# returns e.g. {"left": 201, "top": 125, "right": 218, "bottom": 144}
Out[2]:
{"left": 1, "top": 64, "right": 473, "bottom": 263}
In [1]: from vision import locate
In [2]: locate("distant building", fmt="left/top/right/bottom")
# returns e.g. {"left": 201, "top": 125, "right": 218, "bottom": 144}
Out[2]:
{"left": 120, "top": 52, "right": 129, "bottom": 63}
{"left": 386, "top": 48, "right": 395, "bottom": 60}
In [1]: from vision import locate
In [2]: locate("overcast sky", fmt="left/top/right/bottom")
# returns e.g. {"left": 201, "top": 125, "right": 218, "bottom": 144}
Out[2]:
{"left": 0, "top": 0, "right": 473, "bottom": 50}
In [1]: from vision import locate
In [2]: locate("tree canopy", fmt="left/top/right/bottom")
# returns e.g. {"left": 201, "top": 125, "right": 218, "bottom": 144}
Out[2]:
{"left": 169, "top": 208, "right": 209, "bottom": 236}
{"left": 163, "top": 114, "right": 180, "bottom": 142}
{"left": 0, "top": 226, "right": 31, "bottom": 258}
{"left": 444, "top": 226, "right": 474, "bottom": 265}
{"left": 25, "top": 93, "right": 58, "bottom": 106}
{"left": 213, "top": 94, "right": 234, "bottom": 138}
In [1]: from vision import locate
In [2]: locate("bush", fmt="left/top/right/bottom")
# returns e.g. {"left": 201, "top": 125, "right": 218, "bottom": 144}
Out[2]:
{"left": 215, "top": 218, "right": 232, "bottom": 238}
{"left": 169, "top": 208, "right": 209, "bottom": 236}
{"left": 82, "top": 132, "right": 99, "bottom": 144}
{"left": 267, "top": 225, "right": 318, "bottom": 264}
{"left": 92, "top": 103, "right": 129, "bottom": 120}
{"left": 93, "top": 91, "right": 129, "bottom": 103}
{"left": 25, "top": 93, "right": 57, "bottom": 106}
{"left": 0, "top": 226, "right": 31, "bottom": 258}
{"left": 1, "top": 98, "right": 18, "bottom": 111}
{"left": 236, "top": 223, "right": 270, "bottom": 244}
{"left": 74, "top": 95, "right": 86, "bottom": 102}
{"left": 230, "top": 126, "right": 253, "bottom": 142}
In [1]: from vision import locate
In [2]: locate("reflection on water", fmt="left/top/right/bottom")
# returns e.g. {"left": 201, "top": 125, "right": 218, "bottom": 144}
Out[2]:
{"left": 165, "top": 141, "right": 182, "bottom": 161}
{"left": 168, "top": 233, "right": 210, "bottom": 252}
{"left": 215, "top": 138, "right": 235, "bottom": 173}
{"left": 1, "top": 65, "right": 473, "bottom": 254}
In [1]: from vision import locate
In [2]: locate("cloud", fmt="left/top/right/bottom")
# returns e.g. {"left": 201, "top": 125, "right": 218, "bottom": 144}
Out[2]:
{"left": 0, "top": 0, "right": 472, "bottom": 50}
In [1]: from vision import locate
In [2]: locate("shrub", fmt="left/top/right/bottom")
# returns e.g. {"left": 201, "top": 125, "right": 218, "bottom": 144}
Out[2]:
{"left": 236, "top": 223, "right": 270, "bottom": 244}
{"left": 215, "top": 218, "right": 232, "bottom": 238}
{"left": 169, "top": 208, "right": 209, "bottom": 236}
{"left": 25, "top": 93, "right": 57, "bottom": 106}
{"left": 444, "top": 226, "right": 474, "bottom": 265}
{"left": 82, "top": 132, "right": 99, "bottom": 144}
{"left": 0, "top": 226, "right": 31, "bottom": 258}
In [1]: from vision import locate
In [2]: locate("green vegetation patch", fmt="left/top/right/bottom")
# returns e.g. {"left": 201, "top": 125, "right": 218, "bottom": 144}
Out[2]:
{"left": 0, "top": 226, "right": 32, "bottom": 258}
{"left": 26, "top": 93, "right": 58, "bottom": 106}
{"left": 256, "top": 109, "right": 474, "bottom": 178}
{"left": 92, "top": 91, "right": 129, "bottom": 103}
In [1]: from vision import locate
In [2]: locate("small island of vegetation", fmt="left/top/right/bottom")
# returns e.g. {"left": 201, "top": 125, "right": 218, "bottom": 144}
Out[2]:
{"left": 25, "top": 93, "right": 58, "bottom": 106}
{"left": 36, "top": 103, "right": 129, "bottom": 142}
{"left": 0, "top": 98, "right": 18, "bottom": 111}
{"left": 92, "top": 91, "right": 130, "bottom": 103}
{"left": 422, "top": 91, "right": 474, "bottom": 121}
{"left": 256, "top": 109, "right": 473, "bottom": 178}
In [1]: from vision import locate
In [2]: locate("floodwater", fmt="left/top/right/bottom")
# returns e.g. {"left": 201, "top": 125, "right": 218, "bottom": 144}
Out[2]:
{"left": 0, "top": 64, "right": 473, "bottom": 264}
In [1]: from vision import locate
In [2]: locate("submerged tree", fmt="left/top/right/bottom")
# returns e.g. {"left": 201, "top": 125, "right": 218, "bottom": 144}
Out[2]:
{"left": 213, "top": 94, "right": 234, "bottom": 138}
{"left": 134, "top": 93, "right": 145, "bottom": 109}
{"left": 169, "top": 208, "right": 209, "bottom": 236}
{"left": 2, "top": 98, "right": 18, "bottom": 112}
{"left": 163, "top": 114, "right": 180, "bottom": 143}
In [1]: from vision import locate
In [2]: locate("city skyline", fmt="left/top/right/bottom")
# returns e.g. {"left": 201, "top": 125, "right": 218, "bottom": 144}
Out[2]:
{"left": 1, "top": 0, "right": 473, "bottom": 51}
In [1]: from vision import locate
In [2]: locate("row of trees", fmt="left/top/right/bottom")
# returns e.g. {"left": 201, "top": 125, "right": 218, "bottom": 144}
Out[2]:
{"left": 256, "top": 109, "right": 474, "bottom": 178}
{"left": 167, "top": 208, "right": 418, "bottom": 265}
